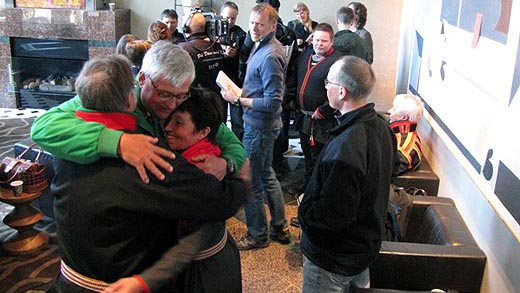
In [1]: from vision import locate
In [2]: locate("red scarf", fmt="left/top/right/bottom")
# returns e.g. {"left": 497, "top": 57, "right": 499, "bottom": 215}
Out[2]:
{"left": 181, "top": 139, "right": 222, "bottom": 165}
{"left": 76, "top": 111, "right": 137, "bottom": 131}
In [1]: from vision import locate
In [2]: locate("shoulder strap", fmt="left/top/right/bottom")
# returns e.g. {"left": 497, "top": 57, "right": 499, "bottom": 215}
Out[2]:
{"left": 16, "top": 143, "right": 37, "bottom": 160}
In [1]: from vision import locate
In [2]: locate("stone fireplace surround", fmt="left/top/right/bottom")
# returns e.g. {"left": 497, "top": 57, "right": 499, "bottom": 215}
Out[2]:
{"left": 0, "top": 7, "right": 130, "bottom": 108}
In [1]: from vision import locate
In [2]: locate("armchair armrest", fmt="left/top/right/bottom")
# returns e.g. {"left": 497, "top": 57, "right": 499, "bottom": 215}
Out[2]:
{"left": 371, "top": 241, "right": 486, "bottom": 292}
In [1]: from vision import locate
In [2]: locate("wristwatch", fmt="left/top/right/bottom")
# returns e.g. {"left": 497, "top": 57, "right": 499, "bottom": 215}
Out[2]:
{"left": 234, "top": 96, "right": 241, "bottom": 106}
{"left": 225, "top": 157, "right": 235, "bottom": 176}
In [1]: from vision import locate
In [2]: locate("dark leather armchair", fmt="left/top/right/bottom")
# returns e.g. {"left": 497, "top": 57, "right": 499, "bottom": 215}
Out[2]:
{"left": 393, "top": 157, "right": 440, "bottom": 196}
{"left": 370, "top": 196, "right": 486, "bottom": 292}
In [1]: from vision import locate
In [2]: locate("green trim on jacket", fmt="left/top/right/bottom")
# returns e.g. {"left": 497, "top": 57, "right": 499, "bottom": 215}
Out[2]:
{"left": 31, "top": 86, "right": 246, "bottom": 174}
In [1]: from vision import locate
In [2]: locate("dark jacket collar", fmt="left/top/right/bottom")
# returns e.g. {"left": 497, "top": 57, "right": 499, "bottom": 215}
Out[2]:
{"left": 330, "top": 103, "right": 376, "bottom": 135}
{"left": 187, "top": 32, "right": 209, "bottom": 41}
{"left": 334, "top": 29, "right": 356, "bottom": 38}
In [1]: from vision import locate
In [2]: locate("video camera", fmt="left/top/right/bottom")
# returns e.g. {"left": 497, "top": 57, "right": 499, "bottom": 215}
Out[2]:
{"left": 189, "top": 4, "right": 230, "bottom": 43}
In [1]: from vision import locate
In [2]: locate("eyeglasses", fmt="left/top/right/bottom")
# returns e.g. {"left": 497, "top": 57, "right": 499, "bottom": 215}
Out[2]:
{"left": 147, "top": 75, "right": 190, "bottom": 102}
{"left": 324, "top": 79, "right": 343, "bottom": 88}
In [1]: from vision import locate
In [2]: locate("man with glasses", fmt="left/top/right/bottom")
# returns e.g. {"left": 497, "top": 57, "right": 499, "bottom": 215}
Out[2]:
{"left": 298, "top": 56, "right": 397, "bottom": 292}
{"left": 32, "top": 41, "right": 245, "bottom": 184}
{"left": 45, "top": 54, "right": 248, "bottom": 292}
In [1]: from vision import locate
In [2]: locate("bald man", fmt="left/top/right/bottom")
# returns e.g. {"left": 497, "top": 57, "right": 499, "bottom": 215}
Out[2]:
{"left": 179, "top": 12, "right": 227, "bottom": 121}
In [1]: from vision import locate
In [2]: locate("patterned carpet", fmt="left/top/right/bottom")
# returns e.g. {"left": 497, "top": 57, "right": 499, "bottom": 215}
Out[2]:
{"left": 0, "top": 244, "right": 60, "bottom": 293}
{"left": 0, "top": 113, "right": 60, "bottom": 293}
{"left": 0, "top": 118, "right": 34, "bottom": 158}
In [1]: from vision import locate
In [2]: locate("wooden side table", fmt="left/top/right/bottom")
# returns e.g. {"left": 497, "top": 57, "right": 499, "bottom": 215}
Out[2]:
{"left": 0, "top": 188, "right": 49, "bottom": 255}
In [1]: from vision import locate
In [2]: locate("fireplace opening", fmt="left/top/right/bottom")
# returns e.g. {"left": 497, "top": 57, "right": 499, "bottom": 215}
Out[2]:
{"left": 10, "top": 37, "right": 89, "bottom": 109}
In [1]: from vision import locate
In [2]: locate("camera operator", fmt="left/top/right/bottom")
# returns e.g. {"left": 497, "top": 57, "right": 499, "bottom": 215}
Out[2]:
{"left": 220, "top": 1, "right": 247, "bottom": 141}
{"left": 180, "top": 12, "right": 227, "bottom": 122}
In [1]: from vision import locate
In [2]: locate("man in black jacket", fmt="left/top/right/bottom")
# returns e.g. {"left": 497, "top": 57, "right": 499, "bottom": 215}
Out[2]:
{"left": 161, "top": 9, "right": 185, "bottom": 44}
{"left": 294, "top": 22, "right": 341, "bottom": 195}
{"left": 298, "top": 56, "right": 397, "bottom": 292}
{"left": 334, "top": 6, "right": 368, "bottom": 61}
{"left": 180, "top": 12, "right": 226, "bottom": 121}
{"left": 47, "top": 55, "right": 248, "bottom": 292}
{"left": 220, "top": 1, "right": 247, "bottom": 141}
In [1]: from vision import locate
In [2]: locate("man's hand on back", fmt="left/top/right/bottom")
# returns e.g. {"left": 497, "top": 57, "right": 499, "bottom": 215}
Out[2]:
{"left": 191, "top": 154, "right": 227, "bottom": 181}
{"left": 118, "top": 133, "right": 175, "bottom": 184}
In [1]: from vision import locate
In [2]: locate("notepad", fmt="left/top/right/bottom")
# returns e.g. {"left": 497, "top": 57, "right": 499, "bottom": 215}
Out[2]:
{"left": 216, "top": 71, "right": 242, "bottom": 97}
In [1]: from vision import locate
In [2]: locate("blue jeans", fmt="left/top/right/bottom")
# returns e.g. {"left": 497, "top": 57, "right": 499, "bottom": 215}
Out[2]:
{"left": 242, "top": 124, "right": 287, "bottom": 241}
{"left": 302, "top": 255, "right": 370, "bottom": 293}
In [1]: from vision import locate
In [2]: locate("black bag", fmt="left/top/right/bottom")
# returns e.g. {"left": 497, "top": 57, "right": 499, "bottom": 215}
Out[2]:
{"left": 385, "top": 184, "right": 427, "bottom": 241}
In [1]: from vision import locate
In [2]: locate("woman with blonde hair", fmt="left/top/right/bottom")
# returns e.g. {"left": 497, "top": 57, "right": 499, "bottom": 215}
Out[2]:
{"left": 288, "top": 2, "right": 317, "bottom": 50}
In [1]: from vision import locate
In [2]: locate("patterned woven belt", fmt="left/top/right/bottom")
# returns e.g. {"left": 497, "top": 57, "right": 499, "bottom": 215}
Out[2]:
{"left": 300, "top": 109, "right": 314, "bottom": 116}
{"left": 60, "top": 261, "right": 110, "bottom": 292}
{"left": 192, "top": 231, "right": 228, "bottom": 261}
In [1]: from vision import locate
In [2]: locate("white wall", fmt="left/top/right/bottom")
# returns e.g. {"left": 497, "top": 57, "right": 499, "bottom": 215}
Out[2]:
{"left": 398, "top": 0, "right": 520, "bottom": 291}
{"left": 418, "top": 114, "right": 520, "bottom": 293}
{"left": 118, "top": 0, "right": 401, "bottom": 112}
{"left": 232, "top": 0, "right": 402, "bottom": 111}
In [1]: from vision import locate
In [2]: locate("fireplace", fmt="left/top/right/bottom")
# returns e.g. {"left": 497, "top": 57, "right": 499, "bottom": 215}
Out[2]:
{"left": 0, "top": 7, "right": 131, "bottom": 108}
{"left": 11, "top": 37, "right": 89, "bottom": 109}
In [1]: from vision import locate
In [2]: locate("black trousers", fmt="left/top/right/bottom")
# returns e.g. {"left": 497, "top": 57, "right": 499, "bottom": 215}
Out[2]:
{"left": 299, "top": 131, "right": 325, "bottom": 185}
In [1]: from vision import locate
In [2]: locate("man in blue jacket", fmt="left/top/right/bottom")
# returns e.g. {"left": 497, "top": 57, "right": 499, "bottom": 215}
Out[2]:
{"left": 222, "top": 3, "right": 290, "bottom": 250}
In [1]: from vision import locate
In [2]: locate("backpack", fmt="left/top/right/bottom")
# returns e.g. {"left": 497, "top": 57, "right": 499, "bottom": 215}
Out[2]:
{"left": 385, "top": 184, "right": 426, "bottom": 241}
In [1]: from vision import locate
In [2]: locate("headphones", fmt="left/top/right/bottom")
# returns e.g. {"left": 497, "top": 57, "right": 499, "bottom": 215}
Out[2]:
{"left": 183, "top": 13, "right": 193, "bottom": 34}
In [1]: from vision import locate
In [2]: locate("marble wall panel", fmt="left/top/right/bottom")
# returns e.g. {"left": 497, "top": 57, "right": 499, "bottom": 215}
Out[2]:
{"left": 0, "top": 8, "right": 130, "bottom": 107}
{"left": 5, "top": 8, "right": 22, "bottom": 22}
{"left": 0, "top": 56, "right": 16, "bottom": 108}
{"left": 87, "top": 11, "right": 116, "bottom": 40}
{"left": 89, "top": 46, "right": 113, "bottom": 58}
{"left": 21, "top": 23, "right": 88, "bottom": 39}
{"left": 0, "top": 42, "right": 9, "bottom": 58}
{"left": 1, "top": 21, "right": 22, "bottom": 37}
{"left": 114, "top": 10, "right": 131, "bottom": 41}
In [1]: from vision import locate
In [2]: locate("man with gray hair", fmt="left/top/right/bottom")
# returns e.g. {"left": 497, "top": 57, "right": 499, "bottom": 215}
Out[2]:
{"left": 75, "top": 55, "right": 136, "bottom": 112}
{"left": 298, "top": 56, "right": 397, "bottom": 292}
{"left": 32, "top": 40, "right": 245, "bottom": 184}
{"left": 46, "top": 54, "right": 248, "bottom": 292}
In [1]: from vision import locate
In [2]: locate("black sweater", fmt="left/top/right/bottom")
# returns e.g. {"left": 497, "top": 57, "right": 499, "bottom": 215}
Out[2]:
{"left": 299, "top": 103, "right": 397, "bottom": 276}
{"left": 53, "top": 146, "right": 246, "bottom": 283}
